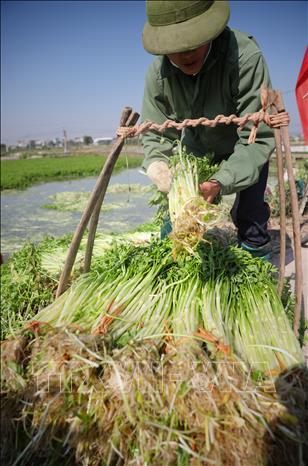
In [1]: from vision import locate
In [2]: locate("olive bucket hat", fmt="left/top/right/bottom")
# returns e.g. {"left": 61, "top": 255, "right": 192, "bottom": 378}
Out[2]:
{"left": 142, "top": 0, "right": 230, "bottom": 55}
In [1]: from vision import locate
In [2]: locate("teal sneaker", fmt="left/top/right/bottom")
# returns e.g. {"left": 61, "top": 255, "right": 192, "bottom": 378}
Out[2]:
{"left": 239, "top": 241, "right": 272, "bottom": 261}
{"left": 160, "top": 217, "right": 172, "bottom": 240}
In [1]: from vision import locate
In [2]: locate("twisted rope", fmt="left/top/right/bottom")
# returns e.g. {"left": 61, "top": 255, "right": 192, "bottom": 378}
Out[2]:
{"left": 117, "top": 88, "right": 290, "bottom": 144}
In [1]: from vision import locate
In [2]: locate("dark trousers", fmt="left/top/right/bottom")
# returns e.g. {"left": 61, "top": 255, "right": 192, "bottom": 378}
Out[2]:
{"left": 230, "top": 162, "right": 271, "bottom": 248}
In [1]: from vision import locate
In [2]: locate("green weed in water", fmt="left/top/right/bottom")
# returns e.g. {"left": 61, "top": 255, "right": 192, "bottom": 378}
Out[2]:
{"left": 43, "top": 192, "right": 130, "bottom": 212}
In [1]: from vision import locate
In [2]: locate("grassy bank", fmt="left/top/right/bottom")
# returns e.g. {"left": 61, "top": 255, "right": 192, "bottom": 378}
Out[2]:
{"left": 1, "top": 153, "right": 143, "bottom": 190}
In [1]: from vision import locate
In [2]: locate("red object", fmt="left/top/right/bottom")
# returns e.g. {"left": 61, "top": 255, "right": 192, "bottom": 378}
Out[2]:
{"left": 296, "top": 47, "right": 308, "bottom": 143}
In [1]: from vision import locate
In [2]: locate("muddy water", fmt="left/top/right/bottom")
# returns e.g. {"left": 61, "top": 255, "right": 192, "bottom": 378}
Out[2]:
{"left": 1, "top": 169, "right": 156, "bottom": 255}
{"left": 1, "top": 161, "right": 284, "bottom": 256}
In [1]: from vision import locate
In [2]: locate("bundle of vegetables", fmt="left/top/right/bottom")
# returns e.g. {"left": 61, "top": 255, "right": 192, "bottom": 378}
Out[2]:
{"left": 168, "top": 143, "right": 223, "bottom": 255}
{"left": 0, "top": 230, "right": 159, "bottom": 341}
{"left": 199, "top": 237, "right": 304, "bottom": 373}
{"left": 34, "top": 239, "right": 191, "bottom": 343}
{"left": 2, "top": 325, "right": 305, "bottom": 466}
{"left": 31, "top": 233, "right": 303, "bottom": 372}
{"left": 40, "top": 230, "right": 159, "bottom": 277}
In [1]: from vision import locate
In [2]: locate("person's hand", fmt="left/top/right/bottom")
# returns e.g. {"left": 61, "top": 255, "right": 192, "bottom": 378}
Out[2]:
{"left": 199, "top": 180, "right": 221, "bottom": 203}
{"left": 146, "top": 161, "right": 172, "bottom": 193}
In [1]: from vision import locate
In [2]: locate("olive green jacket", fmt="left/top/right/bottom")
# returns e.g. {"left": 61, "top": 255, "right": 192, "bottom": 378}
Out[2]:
{"left": 140, "top": 27, "right": 275, "bottom": 195}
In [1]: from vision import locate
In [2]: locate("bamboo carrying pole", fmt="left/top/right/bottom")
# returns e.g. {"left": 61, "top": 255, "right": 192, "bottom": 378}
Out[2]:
{"left": 56, "top": 107, "right": 137, "bottom": 298}
{"left": 269, "top": 92, "right": 286, "bottom": 296}
{"left": 83, "top": 110, "right": 140, "bottom": 273}
{"left": 274, "top": 91, "right": 303, "bottom": 336}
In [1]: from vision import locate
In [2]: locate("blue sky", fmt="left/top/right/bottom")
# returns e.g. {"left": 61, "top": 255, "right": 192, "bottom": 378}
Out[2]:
{"left": 1, "top": 0, "right": 307, "bottom": 145}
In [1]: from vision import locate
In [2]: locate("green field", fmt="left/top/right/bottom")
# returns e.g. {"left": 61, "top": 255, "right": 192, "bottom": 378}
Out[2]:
{"left": 1, "top": 153, "right": 143, "bottom": 190}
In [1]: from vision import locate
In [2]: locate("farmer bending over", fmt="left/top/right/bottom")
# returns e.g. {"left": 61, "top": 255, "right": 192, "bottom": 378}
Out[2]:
{"left": 141, "top": 0, "right": 275, "bottom": 260}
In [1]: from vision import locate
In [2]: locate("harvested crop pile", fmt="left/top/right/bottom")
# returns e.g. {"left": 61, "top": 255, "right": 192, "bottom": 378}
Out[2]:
{"left": 0, "top": 231, "right": 159, "bottom": 340}
{"left": 40, "top": 230, "right": 159, "bottom": 277}
{"left": 33, "top": 235, "right": 303, "bottom": 372}
{"left": 1, "top": 145, "right": 306, "bottom": 465}
{"left": 1, "top": 326, "right": 306, "bottom": 466}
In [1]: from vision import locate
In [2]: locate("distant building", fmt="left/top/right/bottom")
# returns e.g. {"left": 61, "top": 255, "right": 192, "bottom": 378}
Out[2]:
{"left": 73, "top": 137, "right": 84, "bottom": 144}
{"left": 93, "top": 137, "right": 113, "bottom": 145}
{"left": 46, "top": 139, "right": 56, "bottom": 147}
{"left": 34, "top": 140, "right": 44, "bottom": 148}
{"left": 290, "top": 145, "right": 308, "bottom": 154}
{"left": 16, "top": 140, "right": 27, "bottom": 148}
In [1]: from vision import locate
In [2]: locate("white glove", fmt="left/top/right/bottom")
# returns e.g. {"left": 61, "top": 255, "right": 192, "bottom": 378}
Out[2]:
{"left": 146, "top": 161, "right": 172, "bottom": 193}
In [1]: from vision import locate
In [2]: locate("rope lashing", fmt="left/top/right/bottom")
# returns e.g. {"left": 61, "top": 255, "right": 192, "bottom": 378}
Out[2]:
{"left": 117, "top": 110, "right": 290, "bottom": 143}
{"left": 116, "top": 88, "right": 290, "bottom": 144}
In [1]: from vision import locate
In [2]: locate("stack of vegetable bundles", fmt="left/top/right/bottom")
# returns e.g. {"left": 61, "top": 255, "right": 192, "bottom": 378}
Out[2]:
{"left": 30, "top": 143, "right": 303, "bottom": 371}
{"left": 1, "top": 143, "right": 305, "bottom": 466}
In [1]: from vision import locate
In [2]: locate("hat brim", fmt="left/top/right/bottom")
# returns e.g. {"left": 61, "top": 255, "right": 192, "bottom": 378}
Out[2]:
{"left": 142, "top": 0, "right": 230, "bottom": 55}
